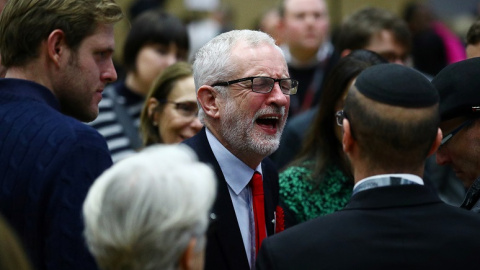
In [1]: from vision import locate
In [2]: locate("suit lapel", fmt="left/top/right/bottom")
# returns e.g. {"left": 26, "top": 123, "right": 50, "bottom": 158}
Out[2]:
{"left": 262, "top": 158, "right": 279, "bottom": 236}
{"left": 184, "top": 128, "right": 250, "bottom": 269}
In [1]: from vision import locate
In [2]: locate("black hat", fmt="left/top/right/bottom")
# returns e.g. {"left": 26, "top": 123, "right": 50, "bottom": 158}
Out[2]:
{"left": 355, "top": 63, "right": 439, "bottom": 107}
{"left": 432, "top": 58, "right": 480, "bottom": 121}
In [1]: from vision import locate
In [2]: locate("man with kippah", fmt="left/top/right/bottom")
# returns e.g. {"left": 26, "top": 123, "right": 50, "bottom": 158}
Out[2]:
{"left": 432, "top": 58, "right": 480, "bottom": 212}
{"left": 256, "top": 63, "right": 480, "bottom": 270}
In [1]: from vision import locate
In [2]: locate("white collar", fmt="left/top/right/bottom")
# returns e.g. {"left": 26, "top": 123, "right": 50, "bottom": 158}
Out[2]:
{"left": 205, "top": 128, "right": 262, "bottom": 195}
{"left": 354, "top": 173, "right": 424, "bottom": 190}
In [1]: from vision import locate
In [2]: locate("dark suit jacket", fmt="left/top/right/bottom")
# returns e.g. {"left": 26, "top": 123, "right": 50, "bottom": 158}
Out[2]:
{"left": 183, "top": 128, "right": 280, "bottom": 270}
{"left": 256, "top": 184, "right": 480, "bottom": 270}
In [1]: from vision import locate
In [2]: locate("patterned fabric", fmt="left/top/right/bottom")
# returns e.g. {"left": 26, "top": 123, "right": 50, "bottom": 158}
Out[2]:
{"left": 279, "top": 163, "right": 353, "bottom": 226}
{"left": 0, "top": 78, "right": 112, "bottom": 270}
{"left": 353, "top": 176, "right": 420, "bottom": 195}
{"left": 89, "top": 81, "right": 144, "bottom": 162}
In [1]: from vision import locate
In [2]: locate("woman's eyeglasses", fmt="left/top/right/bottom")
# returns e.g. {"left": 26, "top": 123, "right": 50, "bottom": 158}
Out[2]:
{"left": 161, "top": 100, "right": 199, "bottom": 118}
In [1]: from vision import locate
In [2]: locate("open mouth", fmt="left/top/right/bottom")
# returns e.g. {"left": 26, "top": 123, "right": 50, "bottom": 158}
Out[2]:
{"left": 256, "top": 116, "right": 280, "bottom": 134}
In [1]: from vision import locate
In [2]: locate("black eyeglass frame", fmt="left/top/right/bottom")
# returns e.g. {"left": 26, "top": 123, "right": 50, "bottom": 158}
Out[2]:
{"left": 440, "top": 119, "right": 474, "bottom": 146}
{"left": 211, "top": 76, "right": 298, "bottom": 95}
{"left": 335, "top": 110, "right": 347, "bottom": 126}
{"left": 335, "top": 109, "right": 356, "bottom": 140}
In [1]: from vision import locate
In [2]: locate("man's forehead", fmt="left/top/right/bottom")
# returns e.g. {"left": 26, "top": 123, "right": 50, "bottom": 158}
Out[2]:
{"left": 367, "top": 30, "right": 404, "bottom": 49}
{"left": 230, "top": 43, "right": 287, "bottom": 73}
{"left": 82, "top": 24, "right": 115, "bottom": 45}
{"left": 365, "top": 30, "right": 407, "bottom": 61}
{"left": 284, "top": 0, "right": 327, "bottom": 14}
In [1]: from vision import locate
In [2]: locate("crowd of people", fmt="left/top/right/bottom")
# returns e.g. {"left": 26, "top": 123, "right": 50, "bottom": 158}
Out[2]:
{"left": 1, "top": 0, "right": 480, "bottom": 269}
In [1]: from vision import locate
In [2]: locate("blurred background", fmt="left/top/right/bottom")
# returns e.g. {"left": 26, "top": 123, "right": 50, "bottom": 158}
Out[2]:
{"left": 112, "top": 0, "right": 480, "bottom": 65}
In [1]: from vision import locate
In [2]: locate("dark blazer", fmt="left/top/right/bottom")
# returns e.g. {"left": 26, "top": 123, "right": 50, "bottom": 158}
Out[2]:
{"left": 183, "top": 128, "right": 280, "bottom": 270}
{"left": 256, "top": 184, "right": 480, "bottom": 270}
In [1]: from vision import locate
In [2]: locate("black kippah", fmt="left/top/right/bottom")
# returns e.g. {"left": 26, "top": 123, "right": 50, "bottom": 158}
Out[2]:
{"left": 432, "top": 58, "right": 480, "bottom": 121}
{"left": 355, "top": 63, "right": 439, "bottom": 108}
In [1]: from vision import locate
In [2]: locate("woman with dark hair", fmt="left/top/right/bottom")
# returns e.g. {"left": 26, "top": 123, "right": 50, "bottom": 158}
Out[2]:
{"left": 280, "top": 50, "right": 387, "bottom": 228}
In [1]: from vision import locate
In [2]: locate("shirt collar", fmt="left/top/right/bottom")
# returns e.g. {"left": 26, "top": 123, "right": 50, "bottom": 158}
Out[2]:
{"left": 0, "top": 78, "right": 60, "bottom": 111}
{"left": 206, "top": 128, "right": 262, "bottom": 195}
{"left": 354, "top": 173, "right": 424, "bottom": 190}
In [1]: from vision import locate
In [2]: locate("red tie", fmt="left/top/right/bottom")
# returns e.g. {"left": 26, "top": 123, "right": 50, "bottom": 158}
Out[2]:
{"left": 251, "top": 172, "right": 266, "bottom": 257}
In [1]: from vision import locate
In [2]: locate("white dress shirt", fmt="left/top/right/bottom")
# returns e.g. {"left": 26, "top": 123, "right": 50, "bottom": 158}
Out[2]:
{"left": 206, "top": 128, "right": 262, "bottom": 268}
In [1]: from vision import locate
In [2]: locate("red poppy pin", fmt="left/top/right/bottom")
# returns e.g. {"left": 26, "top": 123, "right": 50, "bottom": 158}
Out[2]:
{"left": 274, "top": 205, "right": 285, "bottom": 233}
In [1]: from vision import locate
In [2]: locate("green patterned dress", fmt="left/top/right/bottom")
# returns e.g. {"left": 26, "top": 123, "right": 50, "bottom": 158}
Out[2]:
{"left": 279, "top": 163, "right": 353, "bottom": 227}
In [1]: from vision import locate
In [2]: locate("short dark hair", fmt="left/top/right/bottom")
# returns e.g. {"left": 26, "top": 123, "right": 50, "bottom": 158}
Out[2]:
{"left": 292, "top": 50, "right": 387, "bottom": 183}
{"left": 0, "top": 0, "right": 123, "bottom": 68}
{"left": 343, "top": 87, "right": 439, "bottom": 171}
{"left": 337, "top": 7, "right": 411, "bottom": 53}
{"left": 466, "top": 18, "right": 480, "bottom": 45}
{"left": 122, "top": 10, "right": 189, "bottom": 72}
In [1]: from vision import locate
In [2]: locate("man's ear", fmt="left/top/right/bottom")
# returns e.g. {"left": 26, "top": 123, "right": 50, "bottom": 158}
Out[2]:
{"left": 46, "top": 29, "right": 67, "bottom": 67}
{"left": 427, "top": 128, "right": 442, "bottom": 157}
{"left": 179, "top": 238, "right": 197, "bottom": 270}
{"left": 197, "top": 85, "right": 220, "bottom": 119}
{"left": 342, "top": 118, "right": 355, "bottom": 155}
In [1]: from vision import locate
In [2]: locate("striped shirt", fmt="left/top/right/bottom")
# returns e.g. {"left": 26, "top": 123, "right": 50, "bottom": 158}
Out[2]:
{"left": 89, "top": 81, "right": 144, "bottom": 162}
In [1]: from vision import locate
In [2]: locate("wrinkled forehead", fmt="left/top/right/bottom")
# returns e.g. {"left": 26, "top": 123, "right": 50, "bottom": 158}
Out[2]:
{"left": 230, "top": 41, "right": 288, "bottom": 77}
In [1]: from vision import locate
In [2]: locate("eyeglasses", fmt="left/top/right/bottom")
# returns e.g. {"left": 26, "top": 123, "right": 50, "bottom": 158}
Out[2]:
{"left": 335, "top": 110, "right": 356, "bottom": 139}
{"left": 211, "top": 76, "right": 298, "bottom": 95}
{"left": 441, "top": 119, "right": 474, "bottom": 146}
{"left": 335, "top": 110, "right": 347, "bottom": 126}
{"left": 161, "top": 100, "right": 199, "bottom": 118}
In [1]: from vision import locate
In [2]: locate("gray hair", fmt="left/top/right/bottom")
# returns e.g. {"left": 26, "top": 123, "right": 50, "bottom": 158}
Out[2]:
{"left": 83, "top": 144, "right": 216, "bottom": 270}
{"left": 192, "top": 29, "right": 284, "bottom": 122}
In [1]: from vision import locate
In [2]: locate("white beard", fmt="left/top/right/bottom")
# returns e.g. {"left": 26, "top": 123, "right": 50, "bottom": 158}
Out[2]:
{"left": 219, "top": 98, "right": 286, "bottom": 158}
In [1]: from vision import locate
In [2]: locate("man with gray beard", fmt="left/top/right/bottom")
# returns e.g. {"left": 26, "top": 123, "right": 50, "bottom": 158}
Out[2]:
{"left": 183, "top": 29, "right": 296, "bottom": 270}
